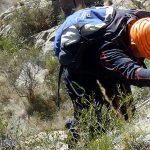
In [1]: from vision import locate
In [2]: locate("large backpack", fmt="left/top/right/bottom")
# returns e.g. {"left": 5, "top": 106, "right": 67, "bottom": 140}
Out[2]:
{"left": 54, "top": 6, "right": 116, "bottom": 65}
{"left": 54, "top": 6, "right": 137, "bottom": 109}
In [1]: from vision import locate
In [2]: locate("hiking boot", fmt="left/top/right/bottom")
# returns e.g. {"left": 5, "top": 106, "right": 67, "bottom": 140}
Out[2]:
{"left": 65, "top": 117, "right": 80, "bottom": 148}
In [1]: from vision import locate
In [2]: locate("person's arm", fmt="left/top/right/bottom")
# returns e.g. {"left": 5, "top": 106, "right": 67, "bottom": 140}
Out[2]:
{"left": 100, "top": 48, "right": 150, "bottom": 87}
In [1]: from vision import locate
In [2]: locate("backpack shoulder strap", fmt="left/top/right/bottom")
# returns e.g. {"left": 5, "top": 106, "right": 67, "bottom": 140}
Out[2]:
{"left": 56, "top": 64, "right": 64, "bottom": 110}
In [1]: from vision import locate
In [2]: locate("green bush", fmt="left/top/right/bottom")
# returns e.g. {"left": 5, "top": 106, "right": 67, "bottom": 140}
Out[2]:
{"left": 64, "top": 84, "right": 142, "bottom": 150}
{"left": 27, "top": 94, "right": 56, "bottom": 120}
{"left": 0, "top": 112, "right": 8, "bottom": 136}
{"left": 10, "top": 5, "right": 61, "bottom": 40}
{"left": 0, "top": 36, "right": 18, "bottom": 53}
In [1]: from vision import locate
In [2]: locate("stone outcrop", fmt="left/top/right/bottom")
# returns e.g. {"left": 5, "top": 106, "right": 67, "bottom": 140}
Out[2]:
{"left": 0, "top": 0, "right": 16, "bottom": 15}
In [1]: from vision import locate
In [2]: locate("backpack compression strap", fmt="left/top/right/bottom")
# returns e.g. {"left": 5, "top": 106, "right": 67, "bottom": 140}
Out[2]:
{"left": 56, "top": 64, "right": 87, "bottom": 110}
{"left": 56, "top": 64, "right": 64, "bottom": 110}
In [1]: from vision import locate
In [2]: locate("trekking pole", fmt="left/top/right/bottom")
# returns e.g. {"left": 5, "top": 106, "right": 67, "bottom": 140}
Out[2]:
{"left": 135, "top": 98, "right": 150, "bottom": 110}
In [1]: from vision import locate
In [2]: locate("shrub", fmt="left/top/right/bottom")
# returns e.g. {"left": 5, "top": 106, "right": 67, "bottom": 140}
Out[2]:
{"left": 0, "top": 36, "right": 18, "bottom": 53}
{"left": 64, "top": 81, "right": 143, "bottom": 149}
{"left": 0, "top": 112, "right": 8, "bottom": 136}
{"left": 10, "top": 5, "right": 61, "bottom": 41}
{"left": 0, "top": 36, "right": 59, "bottom": 120}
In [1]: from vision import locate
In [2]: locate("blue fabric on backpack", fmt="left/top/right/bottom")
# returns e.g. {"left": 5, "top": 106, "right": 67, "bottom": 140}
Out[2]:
{"left": 54, "top": 6, "right": 112, "bottom": 57}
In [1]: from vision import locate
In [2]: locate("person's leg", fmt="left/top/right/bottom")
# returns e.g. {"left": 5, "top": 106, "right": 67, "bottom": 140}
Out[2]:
{"left": 117, "top": 84, "right": 135, "bottom": 121}
{"left": 92, "top": 82, "right": 106, "bottom": 133}
{"left": 62, "top": 68, "right": 105, "bottom": 142}
{"left": 62, "top": 68, "right": 92, "bottom": 145}
{"left": 100, "top": 80, "right": 135, "bottom": 121}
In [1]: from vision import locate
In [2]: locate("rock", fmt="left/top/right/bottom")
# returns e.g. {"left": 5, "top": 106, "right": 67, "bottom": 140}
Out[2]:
{"left": 0, "top": 24, "right": 11, "bottom": 36}
{"left": 143, "top": 134, "right": 150, "bottom": 146}
{"left": 19, "top": 0, "right": 52, "bottom": 8}
{"left": 0, "top": 136, "right": 15, "bottom": 149}
{"left": 22, "top": 131, "right": 68, "bottom": 150}
{"left": 0, "top": 0, "right": 16, "bottom": 15}
{"left": 16, "top": 62, "right": 49, "bottom": 88}
{"left": 35, "top": 27, "right": 57, "bottom": 55}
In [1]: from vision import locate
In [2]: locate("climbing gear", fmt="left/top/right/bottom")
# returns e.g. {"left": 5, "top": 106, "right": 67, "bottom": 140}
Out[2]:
{"left": 130, "top": 17, "right": 150, "bottom": 59}
{"left": 56, "top": 65, "right": 86, "bottom": 109}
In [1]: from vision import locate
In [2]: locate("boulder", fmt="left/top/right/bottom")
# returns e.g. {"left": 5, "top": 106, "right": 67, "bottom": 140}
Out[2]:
{"left": 35, "top": 27, "right": 57, "bottom": 55}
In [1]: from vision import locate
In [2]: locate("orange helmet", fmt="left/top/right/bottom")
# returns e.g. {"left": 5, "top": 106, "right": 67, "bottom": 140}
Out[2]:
{"left": 130, "top": 17, "right": 150, "bottom": 59}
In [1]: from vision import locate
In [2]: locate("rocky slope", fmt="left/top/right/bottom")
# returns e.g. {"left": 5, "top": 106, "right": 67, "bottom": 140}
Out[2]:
{"left": 0, "top": 0, "right": 150, "bottom": 149}
{"left": 0, "top": 0, "right": 15, "bottom": 14}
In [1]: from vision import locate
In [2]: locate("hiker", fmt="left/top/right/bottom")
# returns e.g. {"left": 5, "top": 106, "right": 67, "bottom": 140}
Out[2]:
{"left": 54, "top": 6, "right": 150, "bottom": 141}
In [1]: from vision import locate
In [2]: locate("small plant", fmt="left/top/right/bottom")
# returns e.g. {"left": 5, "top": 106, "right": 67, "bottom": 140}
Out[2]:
{"left": 45, "top": 56, "right": 58, "bottom": 74}
{"left": 88, "top": 134, "right": 114, "bottom": 150}
{"left": 0, "top": 113, "right": 8, "bottom": 136}
{"left": 64, "top": 80, "right": 144, "bottom": 150}
{"left": 0, "top": 36, "right": 18, "bottom": 53}
{"left": 27, "top": 94, "right": 56, "bottom": 120}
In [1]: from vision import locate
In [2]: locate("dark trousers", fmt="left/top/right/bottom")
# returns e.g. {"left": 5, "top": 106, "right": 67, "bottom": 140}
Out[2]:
{"left": 63, "top": 67, "right": 104, "bottom": 144}
{"left": 62, "top": 66, "right": 135, "bottom": 147}
{"left": 63, "top": 68, "right": 103, "bottom": 117}
{"left": 63, "top": 66, "right": 134, "bottom": 124}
